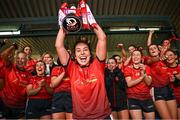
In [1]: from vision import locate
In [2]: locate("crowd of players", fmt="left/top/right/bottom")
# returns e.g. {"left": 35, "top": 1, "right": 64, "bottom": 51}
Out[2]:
{"left": 0, "top": 25, "right": 179, "bottom": 119}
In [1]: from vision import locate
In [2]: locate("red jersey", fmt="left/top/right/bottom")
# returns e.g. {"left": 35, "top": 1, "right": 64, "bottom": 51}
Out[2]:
{"left": 1, "top": 64, "right": 30, "bottom": 108}
{"left": 0, "top": 56, "right": 3, "bottom": 68}
{"left": 144, "top": 57, "right": 170, "bottom": 87}
{"left": 124, "top": 65, "right": 152, "bottom": 100}
{"left": 120, "top": 63, "right": 125, "bottom": 72}
{"left": 28, "top": 76, "right": 52, "bottom": 99}
{"left": 167, "top": 65, "right": 180, "bottom": 104}
{"left": 24, "top": 58, "right": 36, "bottom": 73}
{"left": 0, "top": 67, "right": 5, "bottom": 98}
{"left": 0, "top": 57, "right": 5, "bottom": 78}
{"left": 51, "top": 66, "right": 71, "bottom": 93}
{"left": 0, "top": 67, "right": 5, "bottom": 79}
{"left": 67, "top": 58, "right": 111, "bottom": 119}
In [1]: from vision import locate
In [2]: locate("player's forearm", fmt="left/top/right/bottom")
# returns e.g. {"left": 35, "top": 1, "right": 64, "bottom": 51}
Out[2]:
{"left": 50, "top": 73, "right": 65, "bottom": 88}
{"left": 55, "top": 28, "right": 69, "bottom": 65}
{"left": 94, "top": 24, "right": 107, "bottom": 60}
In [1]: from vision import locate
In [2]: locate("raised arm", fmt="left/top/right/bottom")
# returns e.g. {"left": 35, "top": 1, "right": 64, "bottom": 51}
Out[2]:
{"left": 123, "top": 56, "right": 132, "bottom": 67}
{"left": 117, "top": 43, "right": 127, "bottom": 62}
{"left": 147, "top": 30, "right": 154, "bottom": 47}
{"left": 0, "top": 43, "right": 17, "bottom": 65}
{"left": 55, "top": 28, "right": 70, "bottom": 66}
{"left": 93, "top": 24, "right": 107, "bottom": 61}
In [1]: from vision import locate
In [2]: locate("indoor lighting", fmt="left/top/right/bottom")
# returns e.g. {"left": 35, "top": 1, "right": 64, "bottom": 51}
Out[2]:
{"left": 0, "top": 30, "right": 20, "bottom": 35}
{"left": 109, "top": 27, "right": 136, "bottom": 31}
{"left": 139, "top": 27, "right": 160, "bottom": 31}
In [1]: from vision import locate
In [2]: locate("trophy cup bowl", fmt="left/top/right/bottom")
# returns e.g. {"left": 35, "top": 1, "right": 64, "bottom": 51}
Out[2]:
{"left": 62, "top": 14, "right": 82, "bottom": 32}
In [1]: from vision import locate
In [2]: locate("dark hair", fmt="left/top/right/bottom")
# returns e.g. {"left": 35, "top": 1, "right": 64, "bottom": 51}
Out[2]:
{"left": 128, "top": 45, "right": 136, "bottom": 49}
{"left": 132, "top": 50, "right": 142, "bottom": 55}
{"left": 36, "top": 60, "right": 46, "bottom": 67}
{"left": 136, "top": 46, "right": 143, "bottom": 55}
{"left": 108, "top": 57, "right": 117, "bottom": 64}
{"left": 112, "top": 54, "right": 121, "bottom": 59}
{"left": 23, "top": 45, "right": 32, "bottom": 51}
{"left": 56, "top": 58, "right": 62, "bottom": 66}
{"left": 165, "top": 49, "right": 177, "bottom": 55}
{"left": 161, "top": 39, "right": 170, "bottom": 45}
{"left": 64, "top": 44, "right": 69, "bottom": 50}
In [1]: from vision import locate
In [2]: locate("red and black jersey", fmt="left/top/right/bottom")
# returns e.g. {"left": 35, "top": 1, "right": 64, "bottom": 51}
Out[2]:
{"left": 1, "top": 64, "right": 30, "bottom": 108}
{"left": 28, "top": 76, "right": 52, "bottom": 99}
{"left": 124, "top": 65, "right": 152, "bottom": 100}
{"left": 167, "top": 65, "right": 180, "bottom": 104}
{"left": 67, "top": 58, "right": 111, "bottom": 119}
{"left": 51, "top": 66, "right": 71, "bottom": 93}
{"left": 144, "top": 56, "right": 170, "bottom": 87}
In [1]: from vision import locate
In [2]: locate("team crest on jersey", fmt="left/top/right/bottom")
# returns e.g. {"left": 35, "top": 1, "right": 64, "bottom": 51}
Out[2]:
{"left": 75, "top": 74, "right": 97, "bottom": 85}
{"left": 79, "top": 78, "right": 97, "bottom": 85}
{"left": 135, "top": 72, "right": 140, "bottom": 77}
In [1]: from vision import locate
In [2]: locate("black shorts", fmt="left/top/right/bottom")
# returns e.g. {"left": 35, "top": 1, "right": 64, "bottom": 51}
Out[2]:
{"left": 0, "top": 98, "right": 5, "bottom": 118}
{"left": 128, "top": 98, "right": 154, "bottom": 113}
{"left": 52, "top": 92, "right": 72, "bottom": 113}
{"left": 177, "top": 103, "right": 180, "bottom": 108}
{"left": 3, "top": 106, "right": 25, "bottom": 119}
{"left": 25, "top": 99, "right": 52, "bottom": 119}
{"left": 111, "top": 100, "right": 128, "bottom": 111}
{"left": 154, "top": 85, "right": 176, "bottom": 101}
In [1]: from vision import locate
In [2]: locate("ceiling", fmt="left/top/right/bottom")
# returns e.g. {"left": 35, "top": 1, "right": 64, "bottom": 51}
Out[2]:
{"left": 0, "top": 0, "right": 179, "bottom": 58}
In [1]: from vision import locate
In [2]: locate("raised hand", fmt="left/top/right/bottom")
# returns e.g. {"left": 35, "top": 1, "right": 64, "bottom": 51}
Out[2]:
{"left": 149, "top": 30, "right": 154, "bottom": 34}
{"left": 117, "top": 43, "right": 124, "bottom": 48}
{"left": 4, "top": 39, "right": 12, "bottom": 44}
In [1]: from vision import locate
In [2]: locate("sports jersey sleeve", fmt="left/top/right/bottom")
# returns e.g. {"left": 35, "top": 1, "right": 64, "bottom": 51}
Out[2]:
{"left": 124, "top": 66, "right": 131, "bottom": 77}
{"left": 24, "top": 59, "right": 37, "bottom": 72}
{"left": 145, "top": 65, "right": 151, "bottom": 76}
{"left": 0, "top": 67, "right": 5, "bottom": 78}
{"left": 51, "top": 66, "right": 64, "bottom": 77}
{"left": 66, "top": 58, "right": 75, "bottom": 76}
{"left": 0, "top": 56, "right": 5, "bottom": 68}
{"left": 95, "top": 57, "right": 105, "bottom": 70}
{"left": 143, "top": 56, "right": 151, "bottom": 65}
{"left": 0, "top": 57, "right": 4, "bottom": 78}
{"left": 46, "top": 76, "right": 51, "bottom": 86}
